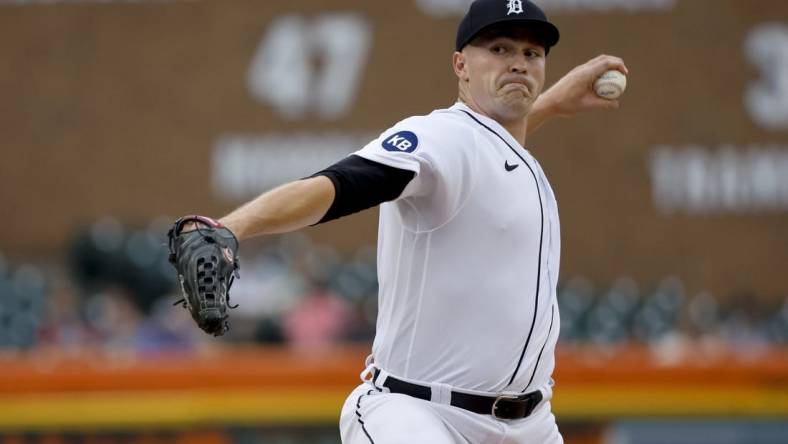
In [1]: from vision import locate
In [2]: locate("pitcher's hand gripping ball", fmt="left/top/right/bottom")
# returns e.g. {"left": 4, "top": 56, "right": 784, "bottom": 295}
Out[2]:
{"left": 167, "top": 215, "right": 240, "bottom": 336}
{"left": 594, "top": 69, "right": 627, "bottom": 99}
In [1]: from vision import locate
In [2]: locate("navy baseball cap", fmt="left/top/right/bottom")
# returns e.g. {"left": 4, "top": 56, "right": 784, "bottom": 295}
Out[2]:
{"left": 455, "top": 0, "right": 560, "bottom": 53}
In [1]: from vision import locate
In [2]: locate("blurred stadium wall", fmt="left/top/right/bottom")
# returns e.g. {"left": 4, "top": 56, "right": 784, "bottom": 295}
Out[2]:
{"left": 1, "top": 0, "right": 787, "bottom": 443}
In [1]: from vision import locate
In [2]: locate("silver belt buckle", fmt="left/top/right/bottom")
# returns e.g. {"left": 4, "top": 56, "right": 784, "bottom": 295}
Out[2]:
{"left": 491, "top": 394, "right": 520, "bottom": 418}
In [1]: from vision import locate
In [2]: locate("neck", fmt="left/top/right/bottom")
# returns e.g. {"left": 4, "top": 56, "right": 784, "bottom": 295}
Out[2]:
{"left": 457, "top": 93, "right": 529, "bottom": 146}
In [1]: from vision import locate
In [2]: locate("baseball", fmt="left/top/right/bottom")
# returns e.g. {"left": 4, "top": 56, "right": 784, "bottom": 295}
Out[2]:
{"left": 594, "top": 70, "right": 627, "bottom": 99}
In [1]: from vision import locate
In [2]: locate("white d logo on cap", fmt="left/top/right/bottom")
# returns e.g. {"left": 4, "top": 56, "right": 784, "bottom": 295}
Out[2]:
{"left": 507, "top": 0, "right": 524, "bottom": 15}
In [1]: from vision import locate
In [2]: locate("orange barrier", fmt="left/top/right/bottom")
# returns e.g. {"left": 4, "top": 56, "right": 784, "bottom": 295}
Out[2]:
{"left": 0, "top": 346, "right": 364, "bottom": 394}
{"left": 3, "top": 344, "right": 786, "bottom": 393}
{"left": 1, "top": 344, "right": 786, "bottom": 430}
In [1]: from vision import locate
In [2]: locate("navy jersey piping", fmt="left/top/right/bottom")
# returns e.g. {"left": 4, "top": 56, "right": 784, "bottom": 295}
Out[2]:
{"left": 355, "top": 389, "right": 376, "bottom": 444}
{"left": 458, "top": 109, "right": 545, "bottom": 388}
{"left": 523, "top": 303, "right": 555, "bottom": 392}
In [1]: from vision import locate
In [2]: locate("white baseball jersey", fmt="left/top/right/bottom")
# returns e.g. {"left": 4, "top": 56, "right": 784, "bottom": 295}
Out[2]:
{"left": 354, "top": 102, "right": 561, "bottom": 395}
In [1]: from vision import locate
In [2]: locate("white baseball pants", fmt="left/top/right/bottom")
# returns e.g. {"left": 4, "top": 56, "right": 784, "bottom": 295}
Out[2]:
{"left": 339, "top": 383, "right": 563, "bottom": 444}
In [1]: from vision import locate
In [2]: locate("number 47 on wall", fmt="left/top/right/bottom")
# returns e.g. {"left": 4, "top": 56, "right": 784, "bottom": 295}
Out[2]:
{"left": 247, "top": 13, "right": 373, "bottom": 121}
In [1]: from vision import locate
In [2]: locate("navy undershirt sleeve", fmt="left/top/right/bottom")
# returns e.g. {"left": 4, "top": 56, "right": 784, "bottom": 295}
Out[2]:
{"left": 311, "top": 155, "right": 416, "bottom": 224}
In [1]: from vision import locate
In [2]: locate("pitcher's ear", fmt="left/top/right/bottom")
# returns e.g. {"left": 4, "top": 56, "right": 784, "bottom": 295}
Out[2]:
{"left": 453, "top": 51, "right": 469, "bottom": 81}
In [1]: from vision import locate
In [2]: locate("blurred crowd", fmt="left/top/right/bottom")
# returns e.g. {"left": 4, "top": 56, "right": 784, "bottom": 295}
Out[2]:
{"left": 0, "top": 217, "right": 786, "bottom": 354}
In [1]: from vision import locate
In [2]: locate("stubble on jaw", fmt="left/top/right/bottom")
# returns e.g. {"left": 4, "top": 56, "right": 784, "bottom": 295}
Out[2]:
{"left": 456, "top": 57, "right": 541, "bottom": 125}
{"left": 457, "top": 79, "right": 535, "bottom": 117}
{"left": 485, "top": 87, "right": 536, "bottom": 125}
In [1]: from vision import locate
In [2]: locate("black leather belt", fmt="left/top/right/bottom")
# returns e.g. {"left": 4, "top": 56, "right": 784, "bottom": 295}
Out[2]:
{"left": 373, "top": 369, "right": 543, "bottom": 420}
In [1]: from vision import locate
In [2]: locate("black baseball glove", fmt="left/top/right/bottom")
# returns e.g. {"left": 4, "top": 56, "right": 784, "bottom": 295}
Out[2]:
{"left": 167, "top": 215, "right": 240, "bottom": 336}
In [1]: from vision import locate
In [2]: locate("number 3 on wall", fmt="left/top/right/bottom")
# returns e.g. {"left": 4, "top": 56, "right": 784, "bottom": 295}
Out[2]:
{"left": 744, "top": 23, "right": 788, "bottom": 131}
{"left": 247, "top": 13, "right": 373, "bottom": 121}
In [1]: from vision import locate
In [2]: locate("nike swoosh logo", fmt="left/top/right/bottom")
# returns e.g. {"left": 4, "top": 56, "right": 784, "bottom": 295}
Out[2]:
{"left": 504, "top": 161, "right": 519, "bottom": 172}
